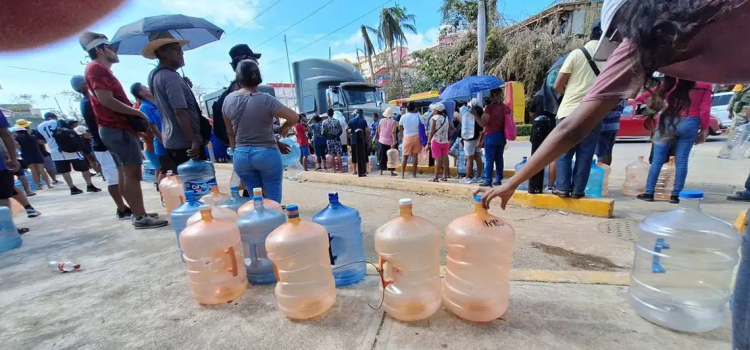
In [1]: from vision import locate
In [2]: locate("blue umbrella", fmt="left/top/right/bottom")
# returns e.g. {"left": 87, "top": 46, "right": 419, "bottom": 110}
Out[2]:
{"left": 111, "top": 14, "right": 224, "bottom": 55}
{"left": 439, "top": 75, "right": 505, "bottom": 100}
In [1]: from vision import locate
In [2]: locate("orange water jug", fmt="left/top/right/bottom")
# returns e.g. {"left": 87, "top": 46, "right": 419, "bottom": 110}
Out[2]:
{"left": 655, "top": 156, "right": 676, "bottom": 200}
{"left": 375, "top": 198, "right": 441, "bottom": 321}
{"left": 386, "top": 148, "right": 399, "bottom": 169}
{"left": 209, "top": 185, "right": 229, "bottom": 205}
{"left": 238, "top": 187, "right": 282, "bottom": 216}
{"left": 160, "top": 171, "right": 185, "bottom": 214}
{"left": 186, "top": 194, "right": 238, "bottom": 227}
{"left": 325, "top": 154, "right": 334, "bottom": 169}
{"left": 179, "top": 206, "right": 247, "bottom": 305}
{"left": 444, "top": 195, "right": 516, "bottom": 322}
{"left": 266, "top": 205, "right": 336, "bottom": 319}
{"left": 595, "top": 158, "right": 611, "bottom": 196}
{"left": 622, "top": 156, "right": 649, "bottom": 196}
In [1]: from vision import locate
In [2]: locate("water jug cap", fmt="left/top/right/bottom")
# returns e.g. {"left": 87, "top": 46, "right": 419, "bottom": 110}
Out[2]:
{"left": 679, "top": 190, "right": 703, "bottom": 199}
{"left": 253, "top": 187, "right": 263, "bottom": 196}
{"left": 522, "top": 156, "right": 527, "bottom": 160}
{"left": 328, "top": 192, "right": 339, "bottom": 203}
{"left": 167, "top": 170, "right": 173, "bottom": 176}
{"left": 474, "top": 194, "right": 482, "bottom": 202}
{"left": 286, "top": 204, "right": 300, "bottom": 219}
{"left": 399, "top": 198, "right": 412, "bottom": 206}
{"left": 185, "top": 190, "right": 196, "bottom": 201}
{"left": 252, "top": 195, "right": 263, "bottom": 201}
{"left": 230, "top": 185, "right": 239, "bottom": 191}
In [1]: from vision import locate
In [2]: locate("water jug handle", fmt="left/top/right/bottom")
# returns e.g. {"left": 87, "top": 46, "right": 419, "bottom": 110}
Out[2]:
{"left": 378, "top": 256, "right": 392, "bottom": 288}
{"left": 225, "top": 246, "right": 239, "bottom": 277}
{"left": 651, "top": 238, "right": 670, "bottom": 274}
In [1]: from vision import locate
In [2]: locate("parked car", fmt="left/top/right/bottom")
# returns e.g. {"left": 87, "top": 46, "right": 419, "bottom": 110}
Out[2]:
{"left": 617, "top": 101, "right": 724, "bottom": 139}
{"left": 711, "top": 92, "right": 734, "bottom": 129}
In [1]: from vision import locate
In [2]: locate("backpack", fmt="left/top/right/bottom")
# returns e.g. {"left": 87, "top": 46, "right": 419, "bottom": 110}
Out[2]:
{"left": 53, "top": 121, "right": 85, "bottom": 153}
{"left": 503, "top": 104, "right": 518, "bottom": 141}
{"left": 323, "top": 118, "right": 343, "bottom": 140}
{"left": 149, "top": 67, "right": 212, "bottom": 145}
{"left": 210, "top": 82, "right": 236, "bottom": 145}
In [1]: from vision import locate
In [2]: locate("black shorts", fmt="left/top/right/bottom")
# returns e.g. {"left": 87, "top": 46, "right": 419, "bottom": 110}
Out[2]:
{"left": 166, "top": 147, "right": 208, "bottom": 174}
{"left": 54, "top": 159, "right": 90, "bottom": 174}
{"left": 0, "top": 170, "right": 16, "bottom": 200}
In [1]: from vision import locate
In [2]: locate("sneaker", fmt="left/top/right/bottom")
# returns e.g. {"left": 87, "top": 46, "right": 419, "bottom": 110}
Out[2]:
{"left": 26, "top": 209, "right": 41, "bottom": 218}
{"left": 493, "top": 181, "right": 502, "bottom": 186}
{"left": 637, "top": 193, "right": 655, "bottom": 202}
{"left": 471, "top": 177, "right": 482, "bottom": 183}
{"left": 70, "top": 187, "right": 83, "bottom": 195}
{"left": 669, "top": 195, "right": 680, "bottom": 204}
{"left": 117, "top": 208, "right": 133, "bottom": 220}
{"left": 133, "top": 215, "right": 169, "bottom": 230}
{"left": 728, "top": 193, "right": 750, "bottom": 202}
{"left": 86, "top": 185, "right": 102, "bottom": 193}
{"left": 52, "top": 180, "right": 61, "bottom": 185}
{"left": 460, "top": 177, "right": 473, "bottom": 184}
{"left": 571, "top": 192, "right": 586, "bottom": 199}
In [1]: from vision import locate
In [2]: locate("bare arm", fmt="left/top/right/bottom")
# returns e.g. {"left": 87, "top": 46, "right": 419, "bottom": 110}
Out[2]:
{"left": 0, "top": 129, "right": 18, "bottom": 171}
{"left": 94, "top": 89, "right": 145, "bottom": 118}
{"left": 428, "top": 118, "right": 437, "bottom": 143}
{"left": 223, "top": 114, "right": 236, "bottom": 149}
{"left": 274, "top": 106, "right": 300, "bottom": 128}
{"left": 554, "top": 72, "right": 570, "bottom": 94}
{"left": 150, "top": 124, "right": 164, "bottom": 145}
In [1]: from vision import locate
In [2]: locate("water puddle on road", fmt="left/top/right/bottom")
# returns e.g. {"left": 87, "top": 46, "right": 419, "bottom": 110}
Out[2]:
{"left": 530, "top": 242, "right": 623, "bottom": 271}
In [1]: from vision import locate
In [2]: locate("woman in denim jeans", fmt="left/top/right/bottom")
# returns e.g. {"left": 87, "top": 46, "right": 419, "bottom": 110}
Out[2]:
{"left": 221, "top": 60, "right": 299, "bottom": 203}
{"left": 477, "top": 88, "right": 508, "bottom": 187}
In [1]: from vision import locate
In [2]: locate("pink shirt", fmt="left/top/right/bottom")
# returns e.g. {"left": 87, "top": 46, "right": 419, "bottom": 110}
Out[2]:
{"left": 633, "top": 82, "right": 713, "bottom": 131}
{"left": 378, "top": 118, "right": 396, "bottom": 145}
{"left": 483, "top": 104, "right": 508, "bottom": 136}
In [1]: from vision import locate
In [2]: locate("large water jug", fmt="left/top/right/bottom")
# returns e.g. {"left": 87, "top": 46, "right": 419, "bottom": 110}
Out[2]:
{"left": 387, "top": 148, "right": 399, "bottom": 169}
{"left": 368, "top": 154, "right": 378, "bottom": 172}
{"left": 444, "top": 195, "right": 516, "bottom": 322}
{"left": 266, "top": 205, "right": 336, "bottom": 319}
{"left": 186, "top": 194, "right": 238, "bottom": 227}
{"left": 279, "top": 137, "right": 301, "bottom": 167}
{"left": 629, "top": 190, "right": 740, "bottom": 332}
{"left": 584, "top": 159, "right": 605, "bottom": 198}
{"left": 374, "top": 198, "right": 441, "bottom": 321}
{"left": 595, "top": 157, "right": 611, "bottom": 196}
{"left": 325, "top": 154, "right": 334, "bottom": 169}
{"left": 622, "top": 156, "right": 649, "bottom": 196}
{"left": 177, "top": 159, "right": 217, "bottom": 199}
{"left": 142, "top": 159, "right": 156, "bottom": 183}
{"left": 219, "top": 185, "right": 250, "bottom": 212}
{"left": 655, "top": 156, "right": 676, "bottom": 200}
{"left": 0, "top": 207, "right": 21, "bottom": 253}
{"left": 718, "top": 124, "right": 750, "bottom": 159}
{"left": 342, "top": 154, "right": 349, "bottom": 172}
{"left": 171, "top": 190, "right": 203, "bottom": 258}
{"left": 238, "top": 187, "right": 282, "bottom": 216}
{"left": 457, "top": 150, "right": 466, "bottom": 175}
{"left": 237, "top": 195, "right": 286, "bottom": 284}
{"left": 160, "top": 172, "right": 185, "bottom": 214}
{"left": 208, "top": 185, "right": 229, "bottom": 205}
{"left": 313, "top": 192, "right": 366, "bottom": 286}
{"left": 180, "top": 206, "right": 247, "bottom": 305}
{"left": 515, "top": 157, "right": 528, "bottom": 191}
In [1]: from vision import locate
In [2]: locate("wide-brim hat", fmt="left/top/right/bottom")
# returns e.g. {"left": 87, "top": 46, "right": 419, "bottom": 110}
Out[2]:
{"left": 593, "top": 0, "right": 627, "bottom": 61}
{"left": 15, "top": 119, "right": 31, "bottom": 128}
{"left": 142, "top": 31, "right": 189, "bottom": 60}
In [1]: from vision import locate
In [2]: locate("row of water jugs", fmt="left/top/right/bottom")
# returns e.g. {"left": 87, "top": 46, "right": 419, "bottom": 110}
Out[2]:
{"left": 513, "top": 156, "right": 611, "bottom": 198}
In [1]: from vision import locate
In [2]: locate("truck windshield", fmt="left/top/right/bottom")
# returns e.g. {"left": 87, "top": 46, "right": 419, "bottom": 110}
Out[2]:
{"left": 343, "top": 86, "right": 377, "bottom": 105}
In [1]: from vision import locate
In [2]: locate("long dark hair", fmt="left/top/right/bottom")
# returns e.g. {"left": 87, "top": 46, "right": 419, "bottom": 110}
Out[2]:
{"left": 644, "top": 75, "right": 696, "bottom": 135}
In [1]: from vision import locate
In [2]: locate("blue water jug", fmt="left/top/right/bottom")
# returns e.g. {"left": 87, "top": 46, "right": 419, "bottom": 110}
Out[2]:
{"left": 170, "top": 190, "right": 203, "bottom": 260}
{"left": 219, "top": 185, "right": 250, "bottom": 213}
{"left": 177, "top": 159, "right": 216, "bottom": 199}
{"left": 457, "top": 150, "right": 466, "bottom": 175}
{"left": 342, "top": 155, "right": 349, "bottom": 172}
{"left": 369, "top": 154, "right": 378, "bottom": 171}
{"left": 279, "top": 137, "right": 301, "bottom": 167}
{"left": 584, "top": 159, "right": 605, "bottom": 198}
{"left": 237, "top": 195, "right": 286, "bottom": 284}
{"left": 142, "top": 159, "right": 156, "bottom": 183}
{"left": 515, "top": 157, "right": 528, "bottom": 191}
{"left": 0, "top": 207, "right": 21, "bottom": 253}
{"left": 630, "top": 190, "right": 740, "bottom": 332}
{"left": 312, "top": 192, "right": 366, "bottom": 286}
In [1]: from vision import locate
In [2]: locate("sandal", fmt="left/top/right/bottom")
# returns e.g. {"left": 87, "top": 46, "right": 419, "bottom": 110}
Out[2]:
{"left": 428, "top": 178, "right": 440, "bottom": 183}
{"left": 17, "top": 228, "right": 29, "bottom": 235}
{"left": 552, "top": 189, "right": 570, "bottom": 198}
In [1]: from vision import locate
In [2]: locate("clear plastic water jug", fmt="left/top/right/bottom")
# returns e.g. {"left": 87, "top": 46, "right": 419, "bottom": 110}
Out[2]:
{"left": 718, "top": 124, "right": 750, "bottom": 159}
{"left": 387, "top": 148, "right": 399, "bottom": 169}
{"left": 622, "top": 156, "right": 649, "bottom": 196}
{"left": 584, "top": 159, "right": 605, "bottom": 198}
{"left": 237, "top": 195, "right": 286, "bottom": 284}
{"left": 142, "top": 159, "right": 156, "bottom": 183}
{"left": 186, "top": 194, "right": 238, "bottom": 227}
{"left": 375, "top": 198, "right": 442, "bottom": 322}
{"left": 342, "top": 154, "right": 349, "bottom": 172}
{"left": 238, "top": 187, "right": 282, "bottom": 216}
{"left": 266, "top": 205, "right": 336, "bottom": 319}
{"left": 444, "top": 195, "right": 516, "bottom": 322}
{"left": 171, "top": 190, "right": 203, "bottom": 259}
{"left": 629, "top": 190, "right": 740, "bottom": 332}
{"left": 279, "top": 137, "right": 301, "bottom": 167}
{"left": 313, "top": 192, "right": 366, "bottom": 286}
{"left": 219, "top": 185, "right": 250, "bottom": 213}
{"left": 177, "top": 159, "right": 216, "bottom": 199}
{"left": 180, "top": 206, "right": 247, "bottom": 305}
{"left": 596, "top": 158, "right": 611, "bottom": 196}
{"left": 0, "top": 207, "right": 21, "bottom": 253}
{"left": 368, "top": 154, "right": 378, "bottom": 172}
{"left": 655, "top": 156, "right": 676, "bottom": 200}
{"left": 515, "top": 157, "right": 528, "bottom": 191}
{"left": 325, "top": 154, "right": 334, "bottom": 169}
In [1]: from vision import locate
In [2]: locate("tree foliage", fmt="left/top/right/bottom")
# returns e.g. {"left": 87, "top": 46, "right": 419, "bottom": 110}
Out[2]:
{"left": 440, "top": 0, "right": 499, "bottom": 32}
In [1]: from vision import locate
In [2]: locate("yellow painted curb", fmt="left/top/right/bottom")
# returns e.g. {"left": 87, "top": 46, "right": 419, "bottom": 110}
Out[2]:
{"left": 415, "top": 165, "right": 514, "bottom": 178}
{"left": 365, "top": 265, "right": 629, "bottom": 286}
{"left": 297, "top": 171, "right": 614, "bottom": 218}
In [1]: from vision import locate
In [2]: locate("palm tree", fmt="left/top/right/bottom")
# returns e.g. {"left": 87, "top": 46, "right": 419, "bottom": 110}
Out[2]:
{"left": 372, "top": 5, "right": 417, "bottom": 97}
{"left": 360, "top": 25, "right": 378, "bottom": 84}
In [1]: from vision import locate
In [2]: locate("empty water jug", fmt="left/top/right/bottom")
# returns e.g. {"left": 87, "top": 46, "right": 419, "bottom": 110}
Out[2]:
{"left": 718, "top": 124, "right": 750, "bottom": 159}
{"left": 171, "top": 190, "right": 203, "bottom": 258}
{"left": 313, "top": 192, "right": 366, "bottom": 286}
{"left": 629, "top": 190, "right": 740, "bottom": 332}
{"left": 280, "top": 137, "right": 301, "bottom": 167}
{"left": 177, "top": 159, "right": 217, "bottom": 199}
{"left": 266, "top": 205, "right": 336, "bottom": 319}
{"left": 237, "top": 195, "right": 286, "bottom": 284}
{"left": 584, "top": 159, "right": 605, "bottom": 198}
{"left": 375, "top": 198, "right": 442, "bottom": 322}
{"left": 595, "top": 157, "right": 611, "bottom": 196}
{"left": 238, "top": 187, "right": 282, "bottom": 216}
{"left": 655, "top": 156, "right": 676, "bottom": 200}
{"left": 180, "top": 206, "right": 247, "bottom": 305}
{"left": 622, "top": 156, "right": 649, "bottom": 196}
{"left": 444, "top": 195, "right": 516, "bottom": 322}
{"left": 342, "top": 154, "right": 349, "bottom": 172}
{"left": 0, "top": 207, "right": 21, "bottom": 253}
{"left": 325, "top": 154, "right": 335, "bottom": 169}
{"left": 209, "top": 185, "right": 229, "bottom": 205}
{"left": 515, "top": 157, "right": 528, "bottom": 191}
{"left": 387, "top": 148, "right": 399, "bottom": 169}
{"left": 368, "top": 154, "right": 378, "bottom": 172}
{"left": 142, "top": 159, "right": 156, "bottom": 183}
{"left": 220, "top": 185, "right": 250, "bottom": 212}
{"left": 186, "top": 194, "right": 238, "bottom": 227}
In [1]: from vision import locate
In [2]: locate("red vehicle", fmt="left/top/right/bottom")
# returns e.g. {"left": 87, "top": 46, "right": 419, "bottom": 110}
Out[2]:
{"left": 617, "top": 101, "right": 724, "bottom": 139}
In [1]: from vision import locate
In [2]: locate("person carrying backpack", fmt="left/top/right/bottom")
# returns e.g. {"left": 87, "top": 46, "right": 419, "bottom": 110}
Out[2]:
{"left": 322, "top": 112, "right": 344, "bottom": 173}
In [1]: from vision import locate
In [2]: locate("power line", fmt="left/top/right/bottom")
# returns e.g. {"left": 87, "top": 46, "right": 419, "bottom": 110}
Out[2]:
{"left": 0, "top": 65, "right": 77, "bottom": 77}
{"left": 225, "top": 0, "right": 284, "bottom": 37}
{"left": 253, "top": 0, "right": 338, "bottom": 49}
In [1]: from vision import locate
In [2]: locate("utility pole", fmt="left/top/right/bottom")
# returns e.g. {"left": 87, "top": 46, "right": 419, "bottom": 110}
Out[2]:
{"left": 477, "top": 0, "right": 486, "bottom": 106}
{"left": 283, "top": 35, "right": 297, "bottom": 108}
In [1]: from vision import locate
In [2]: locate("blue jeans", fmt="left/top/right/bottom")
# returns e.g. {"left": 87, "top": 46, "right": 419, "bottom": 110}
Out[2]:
{"left": 734, "top": 215, "right": 750, "bottom": 349}
{"left": 483, "top": 132, "right": 506, "bottom": 185}
{"left": 645, "top": 117, "right": 700, "bottom": 196}
{"left": 555, "top": 121, "right": 602, "bottom": 194}
{"left": 233, "top": 146, "right": 284, "bottom": 203}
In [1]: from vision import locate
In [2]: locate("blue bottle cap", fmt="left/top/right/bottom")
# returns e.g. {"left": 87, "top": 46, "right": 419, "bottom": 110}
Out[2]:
{"left": 286, "top": 204, "right": 299, "bottom": 212}
{"left": 286, "top": 204, "right": 300, "bottom": 219}
{"left": 679, "top": 190, "right": 704, "bottom": 199}
{"left": 474, "top": 194, "right": 482, "bottom": 202}
{"left": 328, "top": 192, "right": 339, "bottom": 203}
{"left": 185, "top": 190, "right": 195, "bottom": 201}
{"left": 230, "top": 185, "right": 239, "bottom": 191}
{"left": 522, "top": 156, "right": 527, "bottom": 160}
{"left": 252, "top": 195, "right": 263, "bottom": 201}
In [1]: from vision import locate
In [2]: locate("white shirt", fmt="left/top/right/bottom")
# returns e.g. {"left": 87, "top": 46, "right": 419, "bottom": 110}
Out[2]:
{"left": 399, "top": 112, "right": 422, "bottom": 136}
{"left": 430, "top": 114, "right": 449, "bottom": 144}
{"left": 37, "top": 120, "right": 81, "bottom": 161}
{"left": 333, "top": 113, "right": 348, "bottom": 145}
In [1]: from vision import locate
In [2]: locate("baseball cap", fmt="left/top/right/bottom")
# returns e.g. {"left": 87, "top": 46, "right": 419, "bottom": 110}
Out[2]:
{"left": 593, "top": 0, "right": 628, "bottom": 61}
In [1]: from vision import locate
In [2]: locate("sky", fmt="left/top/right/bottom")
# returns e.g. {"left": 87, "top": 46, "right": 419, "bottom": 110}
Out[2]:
{"left": 0, "top": 0, "right": 553, "bottom": 112}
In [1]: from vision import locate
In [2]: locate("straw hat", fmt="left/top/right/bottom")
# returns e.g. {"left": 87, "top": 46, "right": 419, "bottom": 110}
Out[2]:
{"left": 382, "top": 106, "right": 395, "bottom": 118}
{"left": 15, "top": 119, "right": 31, "bottom": 128}
{"left": 141, "top": 31, "right": 189, "bottom": 60}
